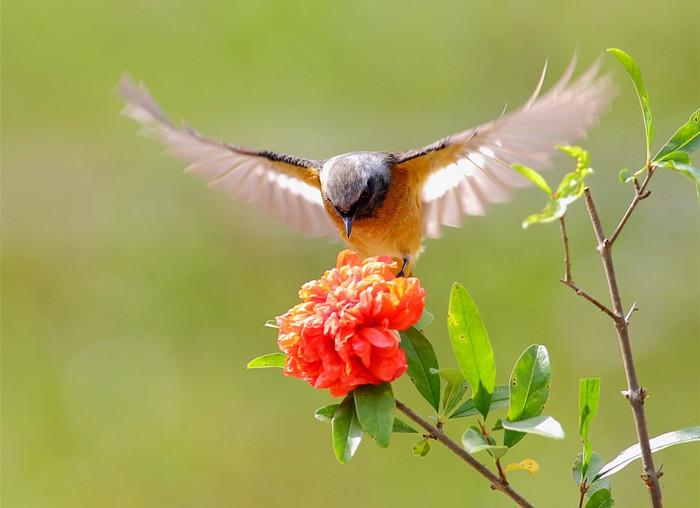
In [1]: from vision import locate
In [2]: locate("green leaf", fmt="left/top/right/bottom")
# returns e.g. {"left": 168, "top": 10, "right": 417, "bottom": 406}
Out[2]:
{"left": 414, "top": 309, "right": 434, "bottom": 331}
{"left": 504, "top": 344, "right": 551, "bottom": 447}
{"left": 393, "top": 418, "right": 418, "bottom": 434}
{"left": 522, "top": 146, "right": 592, "bottom": 228}
{"left": 579, "top": 378, "right": 601, "bottom": 476}
{"left": 431, "top": 368, "right": 468, "bottom": 418}
{"left": 447, "top": 283, "right": 496, "bottom": 419}
{"left": 353, "top": 383, "right": 395, "bottom": 448}
{"left": 522, "top": 199, "right": 565, "bottom": 228}
{"left": 331, "top": 395, "right": 364, "bottom": 463}
{"left": 461, "top": 426, "right": 508, "bottom": 458}
{"left": 511, "top": 163, "right": 553, "bottom": 195}
{"left": 607, "top": 48, "right": 653, "bottom": 162}
{"left": 573, "top": 452, "right": 611, "bottom": 497}
{"left": 399, "top": 327, "right": 441, "bottom": 412}
{"left": 586, "top": 489, "right": 614, "bottom": 508}
{"left": 314, "top": 404, "right": 339, "bottom": 422}
{"left": 412, "top": 438, "right": 431, "bottom": 457}
{"left": 451, "top": 385, "right": 510, "bottom": 419}
{"left": 318, "top": 406, "right": 416, "bottom": 434}
{"left": 654, "top": 108, "right": 700, "bottom": 161}
{"left": 617, "top": 168, "right": 632, "bottom": 184}
{"left": 596, "top": 426, "right": 700, "bottom": 480}
{"left": 502, "top": 415, "right": 565, "bottom": 440}
{"left": 554, "top": 146, "right": 593, "bottom": 204}
{"left": 657, "top": 150, "right": 691, "bottom": 164}
{"left": 246, "top": 352, "right": 286, "bottom": 369}
{"left": 657, "top": 160, "right": 700, "bottom": 202}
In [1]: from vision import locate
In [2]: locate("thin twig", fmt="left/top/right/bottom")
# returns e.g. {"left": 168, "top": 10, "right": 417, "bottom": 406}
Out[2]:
{"left": 561, "top": 279, "right": 618, "bottom": 320}
{"left": 560, "top": 217, "right": 573, "bottom": 282}
{"left": 582, "top": 188, "right": 663, "bottom": 508}
{"left": 577, "top": 485, "right": 587, "bottom": 508}
{"left": 559, "top": 216, "right": 617, "bottom": 320}
{"left": 495, "top": 458, "right": 509, "bottom": 485}
{"left": 625, "top": 302, "right": 639, "bottom": 325}
{"left": 395, "top": 400, "right": 534, "bottom": 508}
{"left": 609, "top": 168, "right": 655, "bottom": 246}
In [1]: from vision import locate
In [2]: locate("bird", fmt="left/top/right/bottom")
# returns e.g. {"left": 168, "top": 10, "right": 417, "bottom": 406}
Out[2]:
{"left": 119, "top": 57, "right": 612, "bottom": 276}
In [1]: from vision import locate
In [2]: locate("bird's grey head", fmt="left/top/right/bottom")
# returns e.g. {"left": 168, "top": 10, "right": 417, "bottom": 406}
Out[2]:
{"left": 320, "top": 152, "right": 393, "bottom": 238}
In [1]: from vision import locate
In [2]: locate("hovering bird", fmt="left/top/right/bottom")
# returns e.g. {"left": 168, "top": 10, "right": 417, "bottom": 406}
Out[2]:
{"left": 119, "top": 58, "right": 611, "bottom": 275}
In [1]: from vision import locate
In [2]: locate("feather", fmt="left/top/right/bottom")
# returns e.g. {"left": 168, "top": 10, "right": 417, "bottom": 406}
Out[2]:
{"left": 118, "top": 74, "right": 337, "bottom": 238}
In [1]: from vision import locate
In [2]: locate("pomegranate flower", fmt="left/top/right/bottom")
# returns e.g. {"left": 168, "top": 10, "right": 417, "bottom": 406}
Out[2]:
{"left": 276, "top": 250, "right": 426, "bottom": 397}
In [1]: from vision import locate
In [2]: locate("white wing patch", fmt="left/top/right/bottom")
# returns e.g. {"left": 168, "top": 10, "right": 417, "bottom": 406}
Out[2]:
{"left": 421, "top": 58, "right": 613, "bottom": 238}
{"left": 119, "top": 75, "right": 337, "bottom": 238}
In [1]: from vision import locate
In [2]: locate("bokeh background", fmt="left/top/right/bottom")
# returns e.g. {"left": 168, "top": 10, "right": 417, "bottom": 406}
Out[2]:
{"left": 3, "top": 1, "right": 699, "bottom": 507}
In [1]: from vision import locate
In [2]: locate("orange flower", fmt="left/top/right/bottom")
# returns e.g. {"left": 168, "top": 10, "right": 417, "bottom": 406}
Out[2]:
{"left": 276, "top": 250, "right": 426, "bottom": 397}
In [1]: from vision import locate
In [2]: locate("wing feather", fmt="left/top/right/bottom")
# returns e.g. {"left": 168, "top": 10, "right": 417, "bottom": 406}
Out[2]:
{"left": 393, "top": 58, "right": 613, "bottom": 238}
{"left": 119, "top": 74, "right": 337, "bottom": 238}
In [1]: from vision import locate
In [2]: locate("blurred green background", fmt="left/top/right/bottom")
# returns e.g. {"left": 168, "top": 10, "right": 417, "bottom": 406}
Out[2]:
{"left": 3, "top": 1, "right": 699, "bottom": 507}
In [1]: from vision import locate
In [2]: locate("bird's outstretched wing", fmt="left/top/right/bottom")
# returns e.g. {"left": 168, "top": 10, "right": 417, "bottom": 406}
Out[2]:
{"left": 394, "top": 57, "right": 614, "bottom": 238}
{"left": 118, "top": 74, "right": 337, "bottom": 237}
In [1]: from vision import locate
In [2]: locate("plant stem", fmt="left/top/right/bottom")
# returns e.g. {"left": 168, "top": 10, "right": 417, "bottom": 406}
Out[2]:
{"left": 580, "top": 186, "right": 663, "bottom": 508}
{"left": 577, "top": 486, "right": 587, "bottom": 508}
{"left": 608, "top": 168, "right": 654, "bottom": 245}
{"left": 496, "top": 458, "right": 509, "bottom": 485}
{"left": 559, "top": 217, "right": 617, "bottom": 320}
{"left": 395, "top": 400, "right": 533, "bottom": 508}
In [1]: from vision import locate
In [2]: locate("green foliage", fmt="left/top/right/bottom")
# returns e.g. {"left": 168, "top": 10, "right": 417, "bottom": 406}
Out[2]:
{"left": 392, "top": 419, "right": 418, "bottom": 434}
{"left": 573, "top": 452, "right": 611, "bottom": 498}
{"left": 654, "top": 108, "right": 700, "bottom": 161}
{"left": 431, "top": 368, "right": 468, "bottom": 419}
{"left": 512, "top": 163, "right": 552, "bottom": 194}
{"left": 316, "top": 405, "right": 416, "bottom": 434}
{"left": 586, "top": 489, "right": 615, "bottom": 508}
{"left": 461, "top": 426, "right": 508, "bottom": 458}
{"left": 504, "top": 344, "right": 551, "bottom": 447}
{"left": 519, "top": 146, "right": 593, "bottom": 228}
{"left": 314, "top": 404, "right": 339, "bottom": 422}
{"left": 656, "top": 159, "right": 700, "bottom": 202}
{"left": 451, "top": 385, "right": 509, "bottom": 419}
{"left": 579, "top": 378, "right": 601, "bottom": 477}
{"left": 399, "top": 327, "right": 441, "bottom": 412}
{"left": 501, "top": 415, "right": 565, "bottom": 440}
{"left": 246, "top": 352, "right": 286, "bottom": 369}
{"left": 609, "top": 47, "right": 699, "bottom": 201}
{"left": 447, "top": 283, "right": 496, "bottom": 418}
{"left": 412, "top": 438, "right": 431, "bottom": 457}
{"left": 353, "top": 383, "right": 395, "bottom": 448}
{"left": 414, "top": 309, "right": 434, "bottom": 331}
{"left": 332, "top": 395, "right": 364, "bottom": 464}
{"left": 608, "top": 48, "right": 653, "bottom": 162}
{"left": 596, "top": 426, "right": 700, "bottom": 480}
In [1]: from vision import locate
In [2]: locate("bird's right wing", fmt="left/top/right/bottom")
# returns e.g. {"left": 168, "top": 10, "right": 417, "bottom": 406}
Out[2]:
{"left": 119, "top": 74, "right": 337, "bottom": 238}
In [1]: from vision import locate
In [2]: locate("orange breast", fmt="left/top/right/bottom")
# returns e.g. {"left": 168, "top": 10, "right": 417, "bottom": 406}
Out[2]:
{"left": 324, "top": 169, "right": 423, "bottom": 261}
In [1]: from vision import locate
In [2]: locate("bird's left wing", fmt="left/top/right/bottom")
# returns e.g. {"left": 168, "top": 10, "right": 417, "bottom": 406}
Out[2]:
{"left": 119, "top": 74, "right": 337, "bottom": 237}
{"left": 393, "top": 58, "right": 613, "bottom": 238}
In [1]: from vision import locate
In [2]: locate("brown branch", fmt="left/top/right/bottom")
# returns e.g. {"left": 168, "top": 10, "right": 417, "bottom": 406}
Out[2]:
{"left": 495, "top": 458, "right": 509, "bottom": 485}
{"left": 577, "top": 485, "right": 587, "bottom": 508}
{"left": 581, "top": 187, "right": 663, "bottom": 508}
{"left": 608, "top": 168, "right": 655, "bottom": 246}
{"left": 560, "top": 216, "right": 573, "bottom": 282}
{"left": 559, "top": 217, "right": 617, "bottom": 320}
{"left": 395, "top": 400, "right": 534, "bottom": 508}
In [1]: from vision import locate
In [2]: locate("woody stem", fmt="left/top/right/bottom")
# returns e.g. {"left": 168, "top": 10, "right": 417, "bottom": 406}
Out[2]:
{"left": 395, "top": 400, "right": 533, "bottom": 508}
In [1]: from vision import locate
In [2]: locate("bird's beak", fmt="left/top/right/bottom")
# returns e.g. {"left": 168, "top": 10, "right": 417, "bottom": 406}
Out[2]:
{"left": 342, "top": 215, "right": 354, "bottom": 238}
